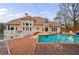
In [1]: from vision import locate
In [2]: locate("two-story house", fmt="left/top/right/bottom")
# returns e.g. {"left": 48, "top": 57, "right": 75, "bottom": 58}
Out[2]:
{"left": 4, "top": 15, "right": 61, "bottom": 40}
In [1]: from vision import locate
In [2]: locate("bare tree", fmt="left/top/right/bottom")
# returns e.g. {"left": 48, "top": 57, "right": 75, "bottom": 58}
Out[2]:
{"left": 55, "top": 3, "right": 79, "bottom": 32}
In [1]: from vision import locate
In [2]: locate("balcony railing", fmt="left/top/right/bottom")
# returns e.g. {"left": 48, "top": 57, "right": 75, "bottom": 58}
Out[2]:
{"left": 4, "top": 30, "right": 33, "bottom": 40}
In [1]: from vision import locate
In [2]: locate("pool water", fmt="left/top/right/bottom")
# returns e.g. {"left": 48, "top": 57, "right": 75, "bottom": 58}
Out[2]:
{"left": 38, "top": 34, "right": 79, "bottom": 43}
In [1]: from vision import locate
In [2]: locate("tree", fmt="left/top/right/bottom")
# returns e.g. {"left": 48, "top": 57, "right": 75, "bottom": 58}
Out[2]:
{"left": 55, "top": 3, "right": 79, "bottom": 32}
{"left": 0, "top": 23, "right": 5, "bottom": 34}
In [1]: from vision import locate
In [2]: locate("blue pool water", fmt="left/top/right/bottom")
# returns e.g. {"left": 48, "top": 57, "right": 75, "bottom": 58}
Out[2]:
{"left": 38, "top": 34, "right": 79, "bottom": 43}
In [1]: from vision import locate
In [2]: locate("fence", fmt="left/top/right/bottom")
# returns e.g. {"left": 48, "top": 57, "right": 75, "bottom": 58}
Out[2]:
{"left": 4, "top": 30, "right": 33, "bottom": 40}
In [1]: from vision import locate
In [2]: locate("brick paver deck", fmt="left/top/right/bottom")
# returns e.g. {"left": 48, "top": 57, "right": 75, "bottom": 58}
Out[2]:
{"left": 8, "top": 36, "right": 79, "bottom": 55}
{"left": 8, "top": 36, "right": 37, "bottom": 55}
{"left": 0, "top": 41, "right": 9, "bottom": 55}
{"left": 34, "top": 43, "right": 79, "bottom": 55}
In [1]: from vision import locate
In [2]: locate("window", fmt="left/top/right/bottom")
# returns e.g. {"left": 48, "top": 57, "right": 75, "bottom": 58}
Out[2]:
{"left": 23, "top": 27, "right": 25, "bottom": 30}
{"left": 30, "top": 27, "right": 31, "bottom": 31}
{"left": 52, "top": 27, "right": 57, "bottom": 31}
{"left": 26, "top": 27, "right": 29, "bottom": 31}
{"left": 30, "top": 23, "right": 31, "bottom": 25}
{"left": 26, "top": 23, "right": 29, "bottom": 25}
{"left": 45, "top": 28, "right": 48, "bottom": 32}
{"left": 8, "top": 25, "right": 10, "bottom": 30}
{"left": 11, "top": 27, "right": 14, "bottom": 30}
{"left": 37, "top": 27, "right": 39, "bottom": 29}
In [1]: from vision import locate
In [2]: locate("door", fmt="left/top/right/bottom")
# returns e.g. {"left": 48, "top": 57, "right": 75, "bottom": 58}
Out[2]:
{"left": 45, "top": 28, "right": 48, "bottom": 32}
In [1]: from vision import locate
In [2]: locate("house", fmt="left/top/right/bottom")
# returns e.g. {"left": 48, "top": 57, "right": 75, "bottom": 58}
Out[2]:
{"left": 4, "top": 15, "right": 61, "bottom": 40}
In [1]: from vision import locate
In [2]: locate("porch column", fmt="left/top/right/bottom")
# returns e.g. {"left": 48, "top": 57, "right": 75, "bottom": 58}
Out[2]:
{"left": 6, "top": 25, "right": 9, "bottom": 30}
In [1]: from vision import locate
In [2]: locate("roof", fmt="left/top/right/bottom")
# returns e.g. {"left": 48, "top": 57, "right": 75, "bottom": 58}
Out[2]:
{"left": 33, "top": 17, "right": 44, "bottom": 26}
{"left": 7, "top": 19, "right": 20, "bottom": 25}
{"left": 49, "top": 21, "right": 61, "bottom": 27}
{"left": 7, "top": 16, "right": 61, "bottom": 27}
{"left": 7, "top": 16, "right": 34, "bottom": 25}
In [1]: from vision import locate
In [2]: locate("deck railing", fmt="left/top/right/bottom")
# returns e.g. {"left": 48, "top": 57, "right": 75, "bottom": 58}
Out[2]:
{"left": 4, "top": 30, "right": 33, "bottom": 40}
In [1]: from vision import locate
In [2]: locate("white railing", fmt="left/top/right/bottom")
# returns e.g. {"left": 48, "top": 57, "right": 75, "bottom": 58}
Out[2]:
{"left": 4, "top": 30, "right": 33, "bottom": 40}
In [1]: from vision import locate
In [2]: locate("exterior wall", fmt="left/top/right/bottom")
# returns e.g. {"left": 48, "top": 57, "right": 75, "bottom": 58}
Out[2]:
{"left": 32, "top": 25, "right": 43, "bottom": 34}
{"left": 4, "top": 20, "right": 34, "bottom": 40}
{"left": 43, "top": 23, "right": 50, "bottom": 32}
{"left": 57, "top": 27, "right": 61, "bottom": 33}
{"left": 20, "top": 20, "right": 34, "bottom": 32}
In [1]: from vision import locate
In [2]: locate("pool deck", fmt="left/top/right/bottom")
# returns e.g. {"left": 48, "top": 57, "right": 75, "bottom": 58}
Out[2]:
{"left": 0, "top": 32, "right": 79, "bottom": 55}
{"left": 0, "top": 41, "right": 9, "bottom": 55}
{"left": 8, "top": 36, "right": 37, "bottom": 55}
{"left": 7, "top": 35, "right": 79, "bottom": 55}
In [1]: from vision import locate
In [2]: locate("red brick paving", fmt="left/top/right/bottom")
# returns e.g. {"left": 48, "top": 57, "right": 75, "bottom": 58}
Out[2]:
{"left": 0, "top": 41, "right": 9, "bottom": 55}
{"left": 8, "top": 36, "right": 79, "bottom": 55}
{"left": 8, "top": 36, "right": 37, "bottom": 55}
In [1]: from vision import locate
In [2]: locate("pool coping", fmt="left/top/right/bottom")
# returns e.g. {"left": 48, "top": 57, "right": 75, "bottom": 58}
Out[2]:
{"left": 36, "top": 42, "right": 79, "bottom": 45}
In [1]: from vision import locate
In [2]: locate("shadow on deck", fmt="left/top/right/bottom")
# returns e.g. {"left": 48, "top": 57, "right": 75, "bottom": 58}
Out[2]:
{"left": 34, "top": 43, "right": 79, "bottom": 55}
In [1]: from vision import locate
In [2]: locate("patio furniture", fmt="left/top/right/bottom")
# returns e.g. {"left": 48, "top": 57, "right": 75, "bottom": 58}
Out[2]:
{"left": 76, "top": 32, "right": 79, "bottom": 35}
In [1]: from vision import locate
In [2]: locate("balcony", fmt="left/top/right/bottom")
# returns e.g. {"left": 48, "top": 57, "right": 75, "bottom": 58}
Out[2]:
{"left": 4, "top": 30, "right": 33, "bottom": 40}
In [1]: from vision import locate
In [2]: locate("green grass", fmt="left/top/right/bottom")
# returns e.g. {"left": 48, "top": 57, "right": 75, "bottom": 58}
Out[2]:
{"left": 66, "top": 34, "right": 75, "bottom": 36}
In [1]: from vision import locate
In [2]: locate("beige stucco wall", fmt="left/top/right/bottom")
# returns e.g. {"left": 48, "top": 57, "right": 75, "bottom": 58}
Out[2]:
{"left": 5, "top": 19, "right": 61, "bottom": 36}
{"left": 32, "top": 25, "right": 43, "bottom": 34}
{"left": 20, "top": 20, "right": 34, "bottom": 31}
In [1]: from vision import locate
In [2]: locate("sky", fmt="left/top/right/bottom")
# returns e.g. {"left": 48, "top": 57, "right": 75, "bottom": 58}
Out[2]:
{"left": 0, "top": 3, "right": 59, "bottom": 23}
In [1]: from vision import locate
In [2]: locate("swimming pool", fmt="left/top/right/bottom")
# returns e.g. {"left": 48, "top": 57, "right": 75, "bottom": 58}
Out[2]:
{"left": 38, "top": 34, "right": 79, "bottom": 43}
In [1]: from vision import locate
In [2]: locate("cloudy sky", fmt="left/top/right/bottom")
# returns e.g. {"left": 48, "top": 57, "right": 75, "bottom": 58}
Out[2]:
{"left": 0, "top": 3, "right": 59, "bottom": 23}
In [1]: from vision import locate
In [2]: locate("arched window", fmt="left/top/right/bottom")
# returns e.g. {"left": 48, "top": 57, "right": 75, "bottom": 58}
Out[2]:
{"left": 26, "top": 23, "right": 29, "bottom": 25}
{"left": 11, "top": 27, "right": 14, "bottom": 30}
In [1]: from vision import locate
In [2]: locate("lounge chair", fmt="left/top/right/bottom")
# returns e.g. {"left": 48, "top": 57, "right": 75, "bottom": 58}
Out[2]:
{"left": 76, "top": 32, "right": 79, "bottom": 35}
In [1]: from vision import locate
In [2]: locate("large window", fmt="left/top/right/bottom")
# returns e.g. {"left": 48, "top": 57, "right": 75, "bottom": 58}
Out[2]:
{"left": 45, "top": 28, "right": 48, "bottom": 32}
{"left": 26, "top": 23, "right": 29, "bottom": 25}
{"left": 30, "top": 27, "right": 31, "bottom": 31}
{"left": 11, "top": 27, "right": 14, "bottom": 30}
{"left": 26, "top": 27, "right": 29, "bottom": 31}
{"left": 52, "top": 27, "right": 57, "bottom": 31}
